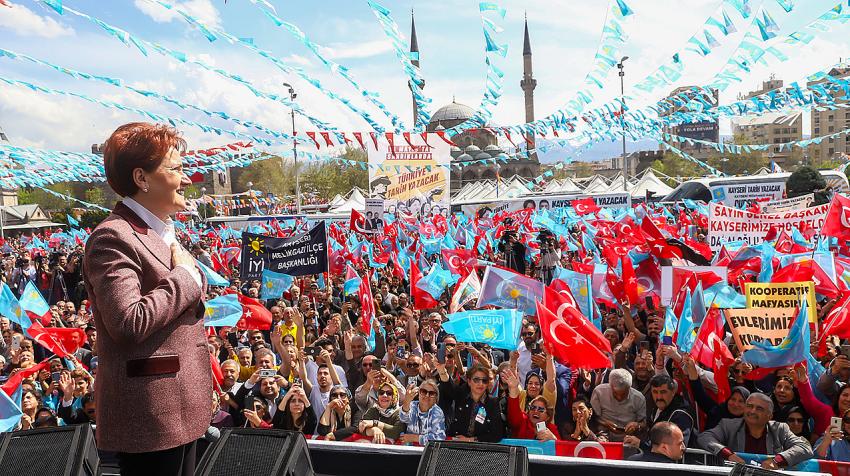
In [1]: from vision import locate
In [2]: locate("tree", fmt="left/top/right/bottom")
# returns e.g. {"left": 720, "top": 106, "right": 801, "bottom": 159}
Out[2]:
{"left": 234, "top": 155, "right": 295, "bottom": 198}
{"left": 787, "top": 165, "right": 828, "bottom": 204}
{"left": 652, "top": 152, "right": 704, "bottom": 179}
{"left": 571, "top": 162, "right": 595, "bottom": 178}
{"left": 79, "top": 210, "right": 109, "bottom": 229}
{"left": 301, "top": 147, "right": 368, "bottom": 198}
{"left": 17, "top": 184, "right": 75, "bottom": 211}
{"left": 83, "top": 187, "right": 105, "bottom": 206}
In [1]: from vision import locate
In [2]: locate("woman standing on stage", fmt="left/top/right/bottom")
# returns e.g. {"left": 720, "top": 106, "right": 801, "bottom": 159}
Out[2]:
{"left": 84, "top": 123, "right": 209, "bottom": 476}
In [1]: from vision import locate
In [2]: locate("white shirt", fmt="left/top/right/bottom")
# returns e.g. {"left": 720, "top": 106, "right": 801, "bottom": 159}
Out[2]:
{"left": 123, "top": 197, "right": 202, "bottom": 287}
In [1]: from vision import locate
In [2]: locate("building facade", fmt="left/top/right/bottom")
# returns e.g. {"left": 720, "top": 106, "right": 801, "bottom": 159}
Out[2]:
{"left": 731, "top": 78, "right": 803, "bottom": 166}
{"left": 809, "top": 67, "right": 850, "bottom": 164}
{"left": 660, "top": 86, "right": 720, "bottom": 160}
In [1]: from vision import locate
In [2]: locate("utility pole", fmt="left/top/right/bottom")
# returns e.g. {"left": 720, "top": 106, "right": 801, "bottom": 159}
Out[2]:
{"left": 282, "top": 82, "right": 300, "bottom": 214}
{"left": 617, "top": 56, "right": 629, "bottom": 180}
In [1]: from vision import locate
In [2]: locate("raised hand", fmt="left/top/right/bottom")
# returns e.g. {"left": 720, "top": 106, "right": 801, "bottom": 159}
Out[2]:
{"left": 500, "top": 368, "right": 520, "bottom": 390}
{"left": 58, "top": 371, "right": 75, "bottom": 398}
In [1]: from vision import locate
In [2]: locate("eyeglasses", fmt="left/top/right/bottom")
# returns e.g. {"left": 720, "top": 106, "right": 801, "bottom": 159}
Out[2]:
{"left": 528, "top": 405, "right": 547, "bottom": 413}
{"left": 471, "top": 377, "right": 491, "bottom": 384}
{"left": 419, "top": 389, "right": 437, "bottom": 397}
{"left": 378, "top": 390, "right": 394, "bottom": 397}
{"left": 331, "top": 393, "right": 348, "bottom": 399}
{"left": 407, "top": 363, "right": 420, "bottom": 368}
{"left": 361, "top": 362, "right": 373, "bottom": 368}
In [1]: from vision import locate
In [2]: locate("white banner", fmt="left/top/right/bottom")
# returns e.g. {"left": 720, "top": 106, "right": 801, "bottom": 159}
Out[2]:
{"left": 362, "top": 198, "right": 384, "bottom": 234}
{"left": 761, "top": 194, "right": 814, "bottom": 214}
{"left": 368, "top": 134, "right": 451, "bottom": 218}
{"left": 707, "top": 202, "right": 829, "bottom": 250}
{"left": 457, "top": 192, "right": 632, "bottom": 217}
{"left": 710, "top": 182, "right": 785, "bottom": 209}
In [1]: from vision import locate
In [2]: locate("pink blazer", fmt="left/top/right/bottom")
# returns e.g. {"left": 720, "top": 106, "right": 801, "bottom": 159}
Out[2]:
{"left": 83, "top": 202, "right": 211, "bottom": 453}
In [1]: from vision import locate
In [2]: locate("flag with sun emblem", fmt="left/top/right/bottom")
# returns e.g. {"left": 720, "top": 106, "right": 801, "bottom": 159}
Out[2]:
{"left": 261, "top": 269, "right": 294, "bottom": 300}
{"left": 203, "top": 293, "right": 242, "bottom": 327}
{"left": 476, "top": 266, "right": 544, "bottom": 316}
{"left": 0, "top": 283, "right": 28, "bottom": 332}
{"left": 442, "top": 309, "right": 522, "bottom": 350}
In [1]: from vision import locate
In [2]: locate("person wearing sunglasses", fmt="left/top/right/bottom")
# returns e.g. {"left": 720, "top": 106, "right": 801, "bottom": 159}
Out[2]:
{"left": 358, "top": 383, "right": 405, "bottom": 444}
{"left": 815, "top": 409, "right": 850, "bottom": 461}
{"left": 438, "top": 362, "right": 504, "bottom": 442}
{"left": 501, "top": 368, "right": 560, "bottom": 441}
{"left": 318, "top": 385, "right": 361, "bottom": 441}
{"left": 399, "top": 380, "right": 446, "bottom": 444}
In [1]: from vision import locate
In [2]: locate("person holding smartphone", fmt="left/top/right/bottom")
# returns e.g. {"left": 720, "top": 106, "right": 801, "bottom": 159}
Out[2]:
{"left": 815, "top": 410, "right": 850, "bottom": 461}
{"left": 501, "top": 368, "right": 560, "bottom": 441}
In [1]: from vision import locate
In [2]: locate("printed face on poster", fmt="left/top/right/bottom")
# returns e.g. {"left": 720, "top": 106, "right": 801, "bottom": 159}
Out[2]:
{"left": 367, "top": 134, "right": 451, "bottom": 219}
{"left": 458, "top": 192, "right": 632, "bottom": 218}
{"left": 361, "top": 198, "right": 384, "bottom": 235}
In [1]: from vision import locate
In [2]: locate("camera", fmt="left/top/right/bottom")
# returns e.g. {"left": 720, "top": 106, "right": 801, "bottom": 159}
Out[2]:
{"left": 258, "top": 368, "right": 277, "bottom": 379}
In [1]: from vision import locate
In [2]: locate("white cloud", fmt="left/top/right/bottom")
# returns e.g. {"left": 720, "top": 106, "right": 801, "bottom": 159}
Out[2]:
{"left": 318, "top": 40, "right": 394, "bottom": 60}
{"left": 133, "top": 0, "right": 222, "bottom": 30}
{"left": 0, "top": 2, "right": 74, "bottom": 38}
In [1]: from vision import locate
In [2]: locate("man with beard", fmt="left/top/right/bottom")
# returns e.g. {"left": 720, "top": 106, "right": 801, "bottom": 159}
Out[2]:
{"left": 516, "top": 324, "right": 542, "bottom": 382}
{"left": 625, "top": 374, "right": 695, "bottom": 449}
{"left": 698, "top": 392, "right": 813, "bottom": 468}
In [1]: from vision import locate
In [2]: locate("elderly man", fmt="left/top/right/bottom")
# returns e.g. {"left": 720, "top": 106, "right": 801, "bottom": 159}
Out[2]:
{"left": 698, "top": 392, "right": 813, "bottom": 469}
{"left": 590, "top": 368, "right": 647, "bottom": 442}
{"left": 628, "top": 422, "right": 686, "bottom": 463}
{"left": 626, "top": 374, "right": 695, "bottom": 449}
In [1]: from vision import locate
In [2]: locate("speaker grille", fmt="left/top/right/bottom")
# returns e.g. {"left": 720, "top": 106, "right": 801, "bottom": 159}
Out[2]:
{"left": 2, "top": 430, "right": 74, "bottom": 476}
{"left": 431, "top": 447, "right": 513, "bottom": 476}
{"left": 206, "top": 432, "right": 291, "bottom": 476}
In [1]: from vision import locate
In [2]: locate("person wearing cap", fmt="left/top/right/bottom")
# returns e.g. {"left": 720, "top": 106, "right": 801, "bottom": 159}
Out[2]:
{"left": 399, "top": 379, "right": 446, "bottom": 444}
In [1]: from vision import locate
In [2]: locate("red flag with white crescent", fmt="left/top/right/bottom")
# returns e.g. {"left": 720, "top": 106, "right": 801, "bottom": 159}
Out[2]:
{"left": 536, "top": 302, "right": 611, "bottom": 369}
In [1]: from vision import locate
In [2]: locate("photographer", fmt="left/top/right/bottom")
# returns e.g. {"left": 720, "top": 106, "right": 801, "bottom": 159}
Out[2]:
{"left": 498, "top": 231, "right": 526, "bottom": 275}
{"left": 47, "top": 252, "right": 80, "bottom": 305}
{"left": 538, "top": 231, "right": 560, "bottom": 285}
{"left": 9, "top": 253, "right": 37, "bottom": 297}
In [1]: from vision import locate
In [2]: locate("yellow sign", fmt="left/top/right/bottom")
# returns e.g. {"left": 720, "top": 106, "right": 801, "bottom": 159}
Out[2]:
{"left": 744, "top": 281, "right": 816, "bottom": 322}
{"left": 725, "top": 308, "right": 797, "bottom": 351}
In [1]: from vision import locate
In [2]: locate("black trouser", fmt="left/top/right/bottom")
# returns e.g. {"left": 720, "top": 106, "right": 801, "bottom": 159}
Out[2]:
{"left": 117, "top": 440, "right": 197, "bottom": 476}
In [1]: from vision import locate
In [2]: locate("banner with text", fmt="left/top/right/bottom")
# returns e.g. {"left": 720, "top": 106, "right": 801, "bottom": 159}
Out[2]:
{"left": 710, "top": 182, "right": 785, "bottom": 209}
{"left": 368, "top": 134, "right": 451, "bottom": 218}
{"left": 745, "top": 281, "right": 816, "bottom": 322}
{"left": 707, "top": 202, "right": 829, "bottom": 250}
{"left": 725, "top": 308, "right": 796, "bottom": 351}
{"left": 457, "top": 192, "right": 632, "bottom": 218}
{"left": 240, "top": 222, "right": 328, "bottom": 280}
{"left": 762, "top": 194, "right": 814, "bottom": 214}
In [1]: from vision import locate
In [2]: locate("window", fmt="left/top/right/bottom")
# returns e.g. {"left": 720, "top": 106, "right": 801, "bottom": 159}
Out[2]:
{"left": 815, "top": 127, "right": 821, "bottom": 134}
{"left": 830, "top": 126, "right": 835, "bottom": 132}
{"left": 829, "top": 148, "right": 835, "bottom": 155}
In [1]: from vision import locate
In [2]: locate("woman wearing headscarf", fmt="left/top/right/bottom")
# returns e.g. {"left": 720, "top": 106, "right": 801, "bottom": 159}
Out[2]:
{"left": 358, "top": 381, "right": 405, "bottom": 444}
{"left": 682, "top": 355, "right": 749, "bottom": 430}
{"left": 317, "top": 385, "right": 361, "bottom": 441}
{"left": 784, "top": 406, "right": 812, "bottom": 443}
{"left": 398, "top": 380, "right": 446, "bottom": 444}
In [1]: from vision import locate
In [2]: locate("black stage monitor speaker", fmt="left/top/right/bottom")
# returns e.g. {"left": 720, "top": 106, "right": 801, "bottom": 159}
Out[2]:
{"left": 416, "top": 441, "right": 529, "bottom": 476}
{"left": 730, "top": 463, "right": 786, "bottom": 476}
{"left": 0, "top": 424, "right": 100, "bottom": 476}
{"left": 195, "top": 428, "right": 314, "bottom": 476}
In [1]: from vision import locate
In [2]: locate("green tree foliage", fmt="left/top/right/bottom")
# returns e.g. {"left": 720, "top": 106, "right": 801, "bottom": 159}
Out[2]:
{"left": 79, "top": 210, "right": 109, "bottom": 229}
{"left": 83, "top": 187, "right": 105, "bottom": 206}
{"left": 301, "top": 147, "right": 368, "bottom": 198}
{"left": 787, "top": 165, "right": 828, "bottom": 204}
{"left": 18, "top": 184, "right": 75, "bottom": 211}
{"left": 234, "top": 155, "right": 295, "bottom": 197}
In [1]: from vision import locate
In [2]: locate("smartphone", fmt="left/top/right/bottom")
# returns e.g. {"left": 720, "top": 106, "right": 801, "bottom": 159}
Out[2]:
{"left": 832, "top": 416, "right": 842, "bottom": 430}
{"left": 662, "top": 336, "right": 673, "bottom": 346}
{"left": 245, "top": 396, "right": 262, "bottom": 413}
{"left": 373, "top": 359, "right": 382, "bottom": 372}
{"left": 639, "top": 341, "right": 650, "bottom": 353}
{"left": 437, "top": 343, "right": 447, "bottom": 364}
{"left": 645, "top": 296, "right": 655, "bottom": 311}
{"left": 304, "top": 346, "right": 322, "bottom": 358}
{"left": 530, "top": 343, "right": 543, "bottom": 355}
{"left": 258, "top": 368, "right": 277, "bottom": 379}
{"left": 10, "top": 335, "right": 20, "bottom": 352}
{"left": 51, "top": 372, "right": 61, "bottom": 383}
{"left": 293, "top": 377, "right": 303, "bottom": 387}
{"left": 396, "top": 347, "right": 408, "bottom": 359}
{"left": 535, "top": 421, "right": 547, "bottom": 433}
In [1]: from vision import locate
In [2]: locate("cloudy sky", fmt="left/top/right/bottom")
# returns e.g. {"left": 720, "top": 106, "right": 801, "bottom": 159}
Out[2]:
{"left": 1, "top": 0, "right": 849, "bottom": 162}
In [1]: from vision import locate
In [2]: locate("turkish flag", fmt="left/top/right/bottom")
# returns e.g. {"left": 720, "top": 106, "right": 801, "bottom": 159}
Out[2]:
{"left": 690, "top": 308, "right": 734, "bottom": 402}
{"left": 621, "top": 256, "right": 641, "bottom": 306}
{"left": 543, "top": 286, "right": 612, "bottom": 353}
{"left": 224, "top": 290, "right": 272, "bottom": 330}
{"left": 641, "top": 217, "right": 682, "bottom": 260}
{"left": 27, "top": 322, "right": 87, "bottom": 357}
{"left": 822, "top": 194, "right": 850, "bottom": 241}
{"left": 820, "top": 294, "right": 850, "bottom": 355}
{"left": 350, "top": 209, "right": 369, "bottom": 234}
{"left": 604, "top": 267, "right": 627, "bottom": 306}
{"left": 210, "top": 352, "right": 224, "bottom": 392}
{"left": 571, "top": 198, "right": 599, "bottom": 216}
{"left": 2, "top": 360, "right": 50, "bottom": 397}
{"left": 411, "top": 261, "right": 439, "bottom": 310}
{"left": 441, "top": 248, "right": 476, "bottom": 278}
{"left": 359, "top": 271, "right": 375, "bottom": 336}
{"left": 772, "top": 260, "right": 840, "bottom": 299}
{"left": 536, "top": 302, "right": 611, "bottom": 369}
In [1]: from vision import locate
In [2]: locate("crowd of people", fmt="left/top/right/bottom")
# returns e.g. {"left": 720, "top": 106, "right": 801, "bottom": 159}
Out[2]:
{"left": 2, "top": 194, "right": 850, "bottom": 470}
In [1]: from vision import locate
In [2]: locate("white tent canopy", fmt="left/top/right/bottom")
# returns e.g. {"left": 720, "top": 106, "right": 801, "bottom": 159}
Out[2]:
{"left": 629, "top": 169, "right": 674, "bottom": 199}
{"left": 328, "top": 188, "right": 366, "bottom": 213}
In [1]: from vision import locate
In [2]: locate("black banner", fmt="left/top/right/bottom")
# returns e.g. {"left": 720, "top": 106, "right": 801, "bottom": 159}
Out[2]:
{"left": 240, "top": 222, "right": 328, "bottom": 280}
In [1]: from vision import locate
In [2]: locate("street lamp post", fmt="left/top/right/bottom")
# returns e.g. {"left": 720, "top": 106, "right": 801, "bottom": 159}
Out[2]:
{"left": 246, "top": 181, "right": 253, "bottom": 216}
{"left": 617, "top": 56, "right": 629, "bottom": 181}
{"left": 200, "top": 187, "right": 207, "bottom": 221}
{"left": 282, "top": 82, "right": 300, "bottom": 215}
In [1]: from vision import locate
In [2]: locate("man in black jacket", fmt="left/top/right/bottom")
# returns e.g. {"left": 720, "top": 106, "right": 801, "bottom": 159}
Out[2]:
{"left": 628, "top": 422, "right": 685, "bottom": 463}
{"left": 626, "top": 374, "right": 695, "bottom": 449}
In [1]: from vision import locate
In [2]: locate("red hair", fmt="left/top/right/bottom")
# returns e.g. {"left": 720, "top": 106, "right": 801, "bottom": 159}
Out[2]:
{"left": 102, "top": 122, "right": 186, "bottom": 197}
